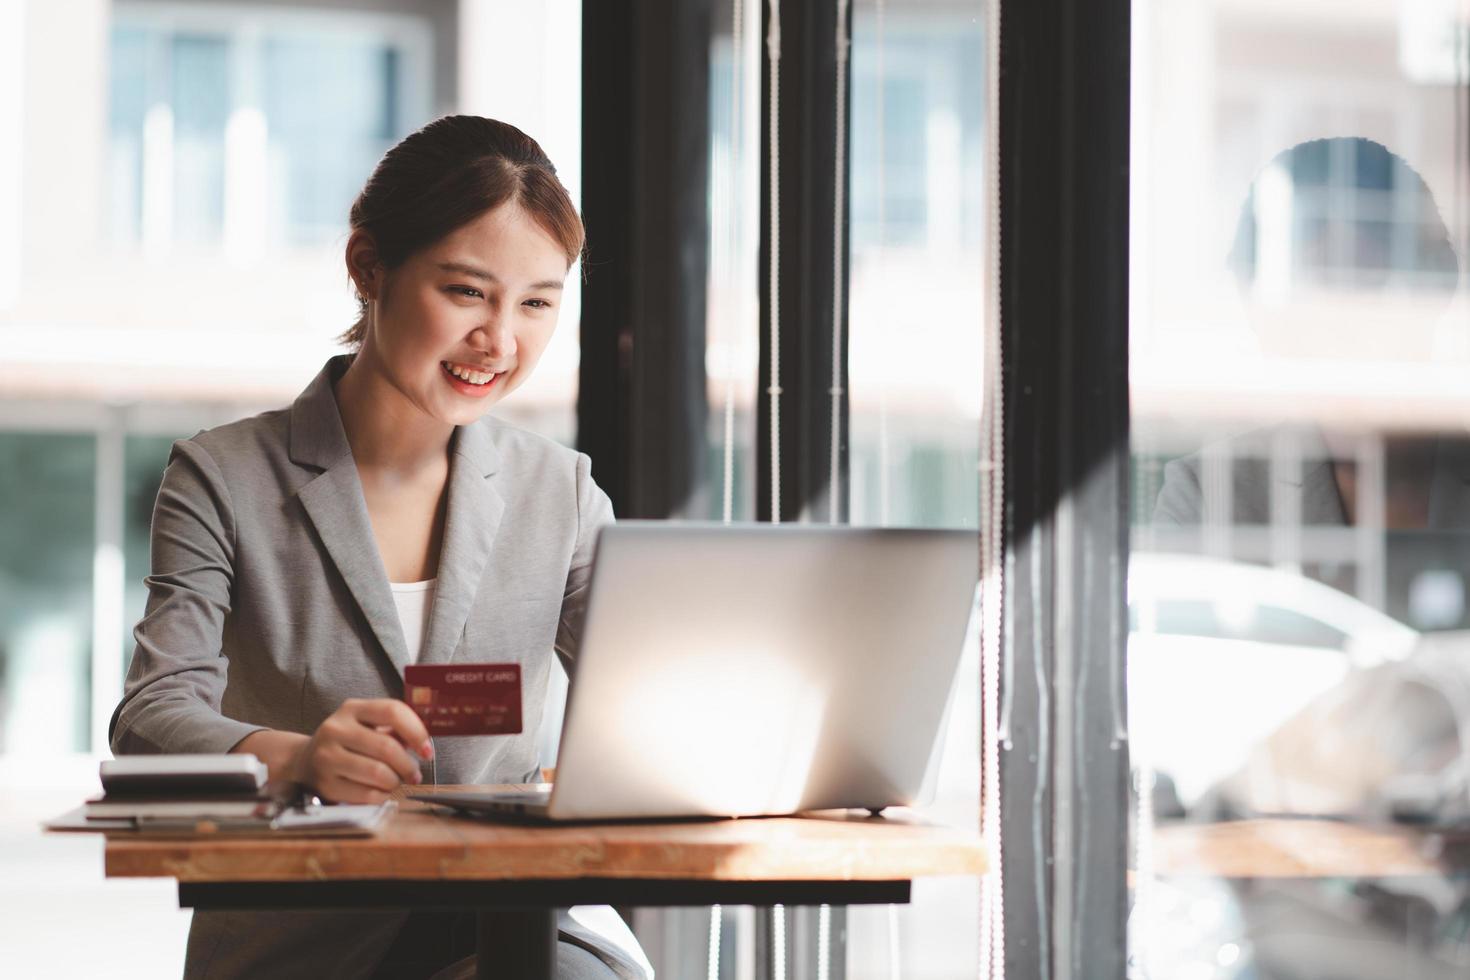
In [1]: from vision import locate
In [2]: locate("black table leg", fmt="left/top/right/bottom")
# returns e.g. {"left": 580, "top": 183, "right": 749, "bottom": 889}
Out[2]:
{"left": 476, "top": 905, "right": 557, "bottom": 979}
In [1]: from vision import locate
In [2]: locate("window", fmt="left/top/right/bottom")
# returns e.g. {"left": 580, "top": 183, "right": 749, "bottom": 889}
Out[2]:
{"left": 846, "top": 3, "right": 985, "bottom": 979}
{"left": 848, "top": 6, "right": 985, "bottom": 532}
{"left": 107, "top": 5, "right": 431, "bottom": 253}
{"left": 0, "top": 432, "right": 96, "bottom": 755}
{"left": 1131, "top": 1, "right": 1470, "bottom": 976}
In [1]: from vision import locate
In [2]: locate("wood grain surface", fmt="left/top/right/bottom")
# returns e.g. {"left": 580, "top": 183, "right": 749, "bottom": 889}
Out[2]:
{"left": 104, "top": 785, "right": 987, "bottom": 884}
{"left": 1150, "top": 819, "right": 1449, "bottom": 878}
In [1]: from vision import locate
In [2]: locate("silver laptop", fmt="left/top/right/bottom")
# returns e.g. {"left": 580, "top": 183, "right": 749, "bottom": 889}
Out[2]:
{"left": 414, "top": 522, "right": 978, "bottom": 821}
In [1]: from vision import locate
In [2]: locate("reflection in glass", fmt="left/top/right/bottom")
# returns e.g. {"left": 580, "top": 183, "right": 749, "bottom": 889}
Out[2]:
{"left": 1132, "top": 3, "right": 1470, "bottom": 977}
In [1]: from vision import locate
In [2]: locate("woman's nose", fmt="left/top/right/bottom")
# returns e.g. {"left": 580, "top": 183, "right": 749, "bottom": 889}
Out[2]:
{"left": 470, "top": 315, "right": 516, "bottom": 360}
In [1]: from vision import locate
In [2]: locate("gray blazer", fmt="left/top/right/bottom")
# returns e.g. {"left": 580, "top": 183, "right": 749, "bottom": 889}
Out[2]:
{"left": 1153, "top": 426, "right": 1349, "bottom": 528}
{"left": 110, "top": 353, "right": 633, "bottom": 979}
{"left": 1154, "top": 425, "right": 1470, "bottom": 529}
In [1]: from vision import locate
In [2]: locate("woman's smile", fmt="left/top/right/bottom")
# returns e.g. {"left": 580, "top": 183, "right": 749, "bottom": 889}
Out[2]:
{"left": 441, "top": 359, "right": 504, "bottom": 397}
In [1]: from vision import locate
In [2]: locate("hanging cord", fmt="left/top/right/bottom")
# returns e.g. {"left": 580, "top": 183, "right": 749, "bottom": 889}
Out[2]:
{"left": 765, "top": 6, "right": 786, "bottom": 975}
{"left": 772, "top": 903, "right": 787, "bottom": 980}
{"left": 817, "top": 904, "right": 832, "bottom": 980}
{"left": 819, "top": 12, "right": 846, "bottom": 974}
{"left": 767, "top": 0, "right": 783, "bottom": 522}
{"left": 875, "top": 0, "right": 892, "bottom": 526}
{"left": 707, "top": 905, "right": 723, "bottom": 980}
{"left": 715, "top": 7, "right": 750, "bottom": 972}
{"left": 1453, "top": 1, "right": 1469, "bottom": 294}
{"left": 978, "top": 0, "right": 1005, "bottom": 974}
{"left": 829, "top": 0, "right": 851, "bottom": 525}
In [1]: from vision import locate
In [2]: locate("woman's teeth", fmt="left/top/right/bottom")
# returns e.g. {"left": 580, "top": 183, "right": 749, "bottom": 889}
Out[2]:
{"left": 443, "top": 362, "right": 496, "bottom": 385}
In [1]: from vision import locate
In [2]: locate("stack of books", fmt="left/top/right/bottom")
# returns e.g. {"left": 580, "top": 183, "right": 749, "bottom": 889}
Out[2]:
{"left": 42, "top": 754, "right": 395, "bottom": 837}
{"left": 84, "top": 755, "right": 287, "bottom": 827}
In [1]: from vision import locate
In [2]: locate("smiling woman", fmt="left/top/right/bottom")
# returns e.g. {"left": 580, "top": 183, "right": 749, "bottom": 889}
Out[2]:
{"left": 338, "top": 115, "right": 584, "bottom": 423}
{"left": 342, "top": 201, "right": 572, "bottom": 423}
{"left": 339, "top": 115, "right": 585, "bottom": 346}
{"left": 108, "top": 116, "right": 645, "bottom": 979}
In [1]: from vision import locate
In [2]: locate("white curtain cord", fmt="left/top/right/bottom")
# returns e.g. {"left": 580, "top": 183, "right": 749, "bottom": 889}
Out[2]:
{"left": 875, "top": 0, "right": 891, "bottom": 527}
{"left": 773, "top": 904, "right": 787, "bottom": 980}
{"left": 828, "top": 0, "right": 851, "bottom": 525}
{"left": 818, "top": 904, "right": 832, "bottom": 980}
{"left": 713, "top": 16, "right": 747, "bottom": 980}
{"left": 764, "top": 5, "right": 784, "bottom": 973}
{"left": 766, "top": 0, "right": 783, "bottom": 523}
{"left": 707, "top": 904, "right": 723, "bottom": 980}
{"left": 978, "top": 0, "right": 1005, "bottom": 972}
{"left": 770, "top": 0, "right": 782, "bottom": 520}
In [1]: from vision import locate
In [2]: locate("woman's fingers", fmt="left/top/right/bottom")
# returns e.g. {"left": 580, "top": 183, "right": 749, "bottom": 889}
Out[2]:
{"left": 324, "top": 743, "right": 402, "bottom": 794}
{"left": 318, "top": 774, "right": 391, "bottom": 806}
{"left": 347, "top": 698, "right": 433, "bottom": 759}
{"left": 300, "top": 698, "right": 435, "bottom": 802}
{"left": 336, "top": 723, "right": 423, "bottom": 785}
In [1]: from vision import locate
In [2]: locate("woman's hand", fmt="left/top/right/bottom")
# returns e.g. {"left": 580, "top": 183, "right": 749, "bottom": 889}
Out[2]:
{"left": 293, "top": 698, "right": 435, "bottom": 804}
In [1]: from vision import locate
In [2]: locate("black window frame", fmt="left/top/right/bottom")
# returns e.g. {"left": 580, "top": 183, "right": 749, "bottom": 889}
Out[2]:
{"left": 578, "top": 0, "right": 1134, "bottom": 975}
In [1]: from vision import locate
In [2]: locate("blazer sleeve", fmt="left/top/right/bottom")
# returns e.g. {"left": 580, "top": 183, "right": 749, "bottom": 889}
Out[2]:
{"left": 109, "top": 439, "right": 268, "bottom": 756}
{"left": 554, "top": 451, "right": 615, "bottom": 674}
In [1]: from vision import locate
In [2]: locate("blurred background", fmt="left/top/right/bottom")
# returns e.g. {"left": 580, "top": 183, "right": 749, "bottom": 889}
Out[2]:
{"left": 15, "top": 0, "right": 1470, "bottom": 977}
{"left": 0, "top": 0, "right": 984, "bottom": 976}
{"left": 1129, "top": 0, "right": 1470, "bottom": 978}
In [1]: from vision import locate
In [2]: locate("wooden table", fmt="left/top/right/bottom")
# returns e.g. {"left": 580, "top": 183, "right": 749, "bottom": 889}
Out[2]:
{"left": 104, "top": 785, "right": 988, "bottom": 979}
{"left": 1151, "top": 819, "right": 1466, "bottom": 879}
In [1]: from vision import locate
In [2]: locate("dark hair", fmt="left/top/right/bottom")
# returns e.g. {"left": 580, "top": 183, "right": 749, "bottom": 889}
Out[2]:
{"left": 1227, "top": 137, "right": 1459, "bottom": 294}
{"left": 339, "top": 115, "right": 584, "bottom": 349}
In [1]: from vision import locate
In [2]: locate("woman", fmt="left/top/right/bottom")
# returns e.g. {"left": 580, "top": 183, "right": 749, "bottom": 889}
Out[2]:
{"left": 110, "top": 116, "right": 645, "bottom": 979}
{"left": 1154, "top": 137, "right": 1466, "bottom": 543}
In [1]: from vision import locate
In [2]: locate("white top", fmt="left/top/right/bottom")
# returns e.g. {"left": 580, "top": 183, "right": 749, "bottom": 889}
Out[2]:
{"left": 389, "top": 578, "right": 437, "bottom": 664}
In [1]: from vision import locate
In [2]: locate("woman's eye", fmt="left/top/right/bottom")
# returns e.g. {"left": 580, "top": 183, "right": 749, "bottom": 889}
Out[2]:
{"left": 448, "top": 285, "right": 483, "bottom": 299}
{"left": 523, "top": 298, "right": 552, "bottom": 310}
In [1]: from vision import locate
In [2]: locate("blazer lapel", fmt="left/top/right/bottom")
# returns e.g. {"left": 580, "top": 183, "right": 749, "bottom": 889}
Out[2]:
{"left": 419, "top": 422, "right": 504, "bottom": 665}
{"left": 289, "top": 355, "right": 411, "bottom": 674}
{"left": 1282, "top": 426, "right": 1349, "bottom": 526}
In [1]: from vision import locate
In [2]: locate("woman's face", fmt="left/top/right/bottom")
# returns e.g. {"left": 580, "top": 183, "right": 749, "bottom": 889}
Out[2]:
{"left": 358, "top": 201, "right": 571, "bottom": 427}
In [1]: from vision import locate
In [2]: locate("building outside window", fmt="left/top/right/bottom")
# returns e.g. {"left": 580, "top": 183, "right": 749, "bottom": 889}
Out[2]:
{"left": 1131, "top": 1, "right": 1470, "bottom": 977}
{"left": 107, "top": 7, "right": 432, "bottom": 253}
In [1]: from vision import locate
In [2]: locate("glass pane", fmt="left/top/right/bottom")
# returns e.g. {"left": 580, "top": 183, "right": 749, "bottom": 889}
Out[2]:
{"left": 105, "top": 12, "right": 428, "bottom": 252}
{"left": 1130, "top": 2, "right": 1470, "bottom": 976}
{"left": 0, "top": 433, "right": 96, "bottom": 754}
{"left": 705, "top": 0, "right": 760, "bottom": 523}
{"left": 848, "top": 2, "right": 985, "bottom": 532}
{"left": 171, "top": 33, "right": 229, "bottom": 245}
{"left": 107, "top": 25, "right": 151, "bottom": 243}
{"left": 262, "top": 34, "right": 406, "bottom": 244}
{"left": 847, "top": 2, "right": 986, "bottom": 979}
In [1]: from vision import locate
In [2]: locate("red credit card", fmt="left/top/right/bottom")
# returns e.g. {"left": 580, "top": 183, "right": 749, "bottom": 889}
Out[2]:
{"left": 402, "top": 664, "right": 522, "bottom": 736}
